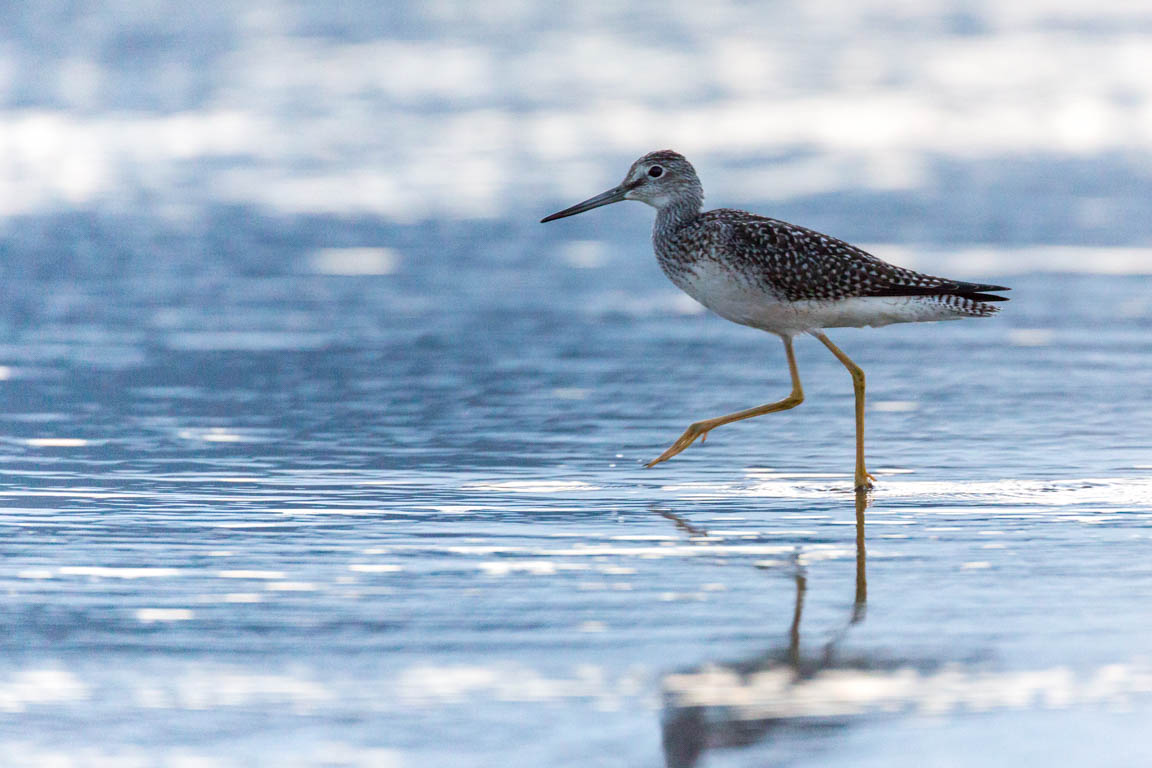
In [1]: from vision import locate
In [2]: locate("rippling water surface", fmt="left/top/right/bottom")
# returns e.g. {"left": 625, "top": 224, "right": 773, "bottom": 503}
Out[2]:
{"left": 3, "top": 1, "right": 1152, "bottom": 766}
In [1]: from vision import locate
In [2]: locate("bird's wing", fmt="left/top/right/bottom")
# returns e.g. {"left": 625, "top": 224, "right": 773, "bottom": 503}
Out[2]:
{"left": 713, "top": 212, "right": 1010, "bottom": 302}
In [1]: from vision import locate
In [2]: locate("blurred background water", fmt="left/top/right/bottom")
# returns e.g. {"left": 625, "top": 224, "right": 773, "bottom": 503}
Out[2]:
{"left": 1, "top": 1, "right": 1152, "bottom": 766}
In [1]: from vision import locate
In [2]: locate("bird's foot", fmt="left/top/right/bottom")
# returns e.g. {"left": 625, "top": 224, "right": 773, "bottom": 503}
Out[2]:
{"left": 645, "top": 421, "right": 715, "bottom": 468}
{"left": 854, "top": 469, "right": 876, "bottom": 492}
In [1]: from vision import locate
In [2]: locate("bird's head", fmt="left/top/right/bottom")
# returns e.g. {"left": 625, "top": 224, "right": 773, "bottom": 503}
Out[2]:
{"left": 540, "top": 150, "right": 703, "bottom": 223}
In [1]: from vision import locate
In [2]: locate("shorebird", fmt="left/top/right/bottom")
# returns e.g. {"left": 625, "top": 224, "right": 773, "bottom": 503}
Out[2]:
{"left": 541, "top": 150, "right": 1008, "bottom": 490}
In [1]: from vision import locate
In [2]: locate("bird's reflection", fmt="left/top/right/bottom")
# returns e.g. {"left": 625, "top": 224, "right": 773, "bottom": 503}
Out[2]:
{"left": 656, "top": 508, "right": 710, "bottom": 538}
{"left": 659, "top": 489, "right": 878, "bottom": 768}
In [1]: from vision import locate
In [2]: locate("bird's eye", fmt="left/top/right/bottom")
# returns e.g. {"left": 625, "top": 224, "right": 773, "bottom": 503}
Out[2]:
{"left": 648, "top": 166, "right": 664, "bottom": 178}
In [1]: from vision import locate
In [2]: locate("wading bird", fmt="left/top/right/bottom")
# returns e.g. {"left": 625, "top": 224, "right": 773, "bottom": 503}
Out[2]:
{"left": 541, "top": 151, "right": 1008, "bottom": 490}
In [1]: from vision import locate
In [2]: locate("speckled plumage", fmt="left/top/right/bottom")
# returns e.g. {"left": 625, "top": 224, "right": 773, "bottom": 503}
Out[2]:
{"left": 657, "top": 209, "right": 1001, "bottom": 306}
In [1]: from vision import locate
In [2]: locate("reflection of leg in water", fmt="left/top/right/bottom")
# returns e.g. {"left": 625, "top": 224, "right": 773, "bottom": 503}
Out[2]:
{"left": 654, "top": 507, "right": 709, "bottom": 538}
{"left": 822, "top": 488, "right": 870, "bottom": 663}
{"left": 660, "top": 490, "right": 873, "bottom": 768}
{"left": 787, "top": 555, "right": 807, "bottom": 673}
{"left": 853, "top": 486, "right": 868, "bottom": 623}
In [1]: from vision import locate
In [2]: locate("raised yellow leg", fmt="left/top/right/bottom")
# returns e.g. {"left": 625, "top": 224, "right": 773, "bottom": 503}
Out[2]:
{"left": 812, "top": 331, "right": 875, "bottom": 491}
{"left": 646, "top": 336, "right": 804, "bottom": 468}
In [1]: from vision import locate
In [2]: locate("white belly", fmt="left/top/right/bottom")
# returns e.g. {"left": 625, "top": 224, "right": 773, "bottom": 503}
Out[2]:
{"left": 671, "top": 261, "right": 975, "bottom": 335}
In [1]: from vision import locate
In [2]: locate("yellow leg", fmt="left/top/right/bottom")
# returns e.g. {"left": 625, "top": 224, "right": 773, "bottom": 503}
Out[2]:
{"left": 812, "top": 331, "right": 874, "bottom": 491}
{"left": 646, "top": 336, "right": 804, "bottom": 468}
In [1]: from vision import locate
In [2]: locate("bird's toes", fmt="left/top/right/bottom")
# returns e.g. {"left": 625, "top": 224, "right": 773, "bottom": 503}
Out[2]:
{"left": 645, "top": 447, "right": 678, "bottom": 468}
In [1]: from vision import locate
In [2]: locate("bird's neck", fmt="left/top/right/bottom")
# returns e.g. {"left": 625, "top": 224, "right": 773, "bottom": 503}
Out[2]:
{"left": 653, "top": 195, "right": 703, "bottom": 238}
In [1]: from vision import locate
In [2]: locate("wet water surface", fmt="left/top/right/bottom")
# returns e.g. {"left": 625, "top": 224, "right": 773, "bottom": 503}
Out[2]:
{"left": 1, "top": 253, "right": 1151, "bottom": 766}
{"left": 4, "top": 1, "right": 1152, "bottom": 766}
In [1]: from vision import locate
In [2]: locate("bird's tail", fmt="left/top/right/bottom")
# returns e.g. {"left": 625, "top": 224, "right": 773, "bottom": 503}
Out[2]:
{"left": 952, "top": 281, "right": 1010, "bottom": 303}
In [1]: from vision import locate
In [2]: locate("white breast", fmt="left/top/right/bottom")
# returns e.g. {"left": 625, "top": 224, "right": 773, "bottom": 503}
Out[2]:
{"left": 670, "top": 260, "right": 781, "bottom": 328}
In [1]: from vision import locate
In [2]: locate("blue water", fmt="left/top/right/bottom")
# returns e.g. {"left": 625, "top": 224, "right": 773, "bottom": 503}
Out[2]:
{"left": 2, "top": 2, "right": 1152, "bottom": 767}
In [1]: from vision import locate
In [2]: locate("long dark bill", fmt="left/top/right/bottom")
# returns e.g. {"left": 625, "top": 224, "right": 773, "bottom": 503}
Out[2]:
{"left": 540, "top": 185, "right": 629, "bottom": 223}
